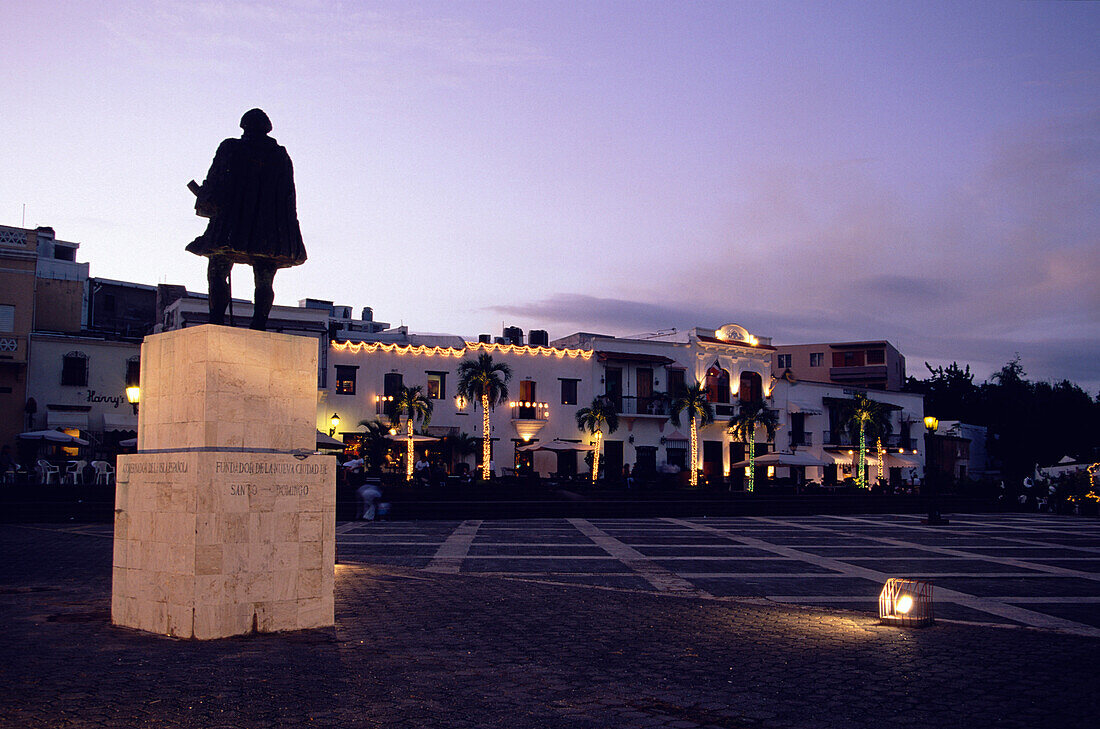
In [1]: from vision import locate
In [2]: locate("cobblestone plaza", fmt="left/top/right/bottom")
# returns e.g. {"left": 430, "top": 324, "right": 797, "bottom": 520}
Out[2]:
{"left": 2, "top": 514, "right": 1098, "bottom": 728}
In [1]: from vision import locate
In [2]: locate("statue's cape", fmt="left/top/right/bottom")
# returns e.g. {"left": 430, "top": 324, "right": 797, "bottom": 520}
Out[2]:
{"left": 186, "top": 135, "right": 307, "bottom": 268}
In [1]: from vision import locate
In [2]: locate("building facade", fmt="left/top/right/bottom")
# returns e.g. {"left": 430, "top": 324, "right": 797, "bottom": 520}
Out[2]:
{"left": 772, "top": 340, "right": 906, "bottom": 391}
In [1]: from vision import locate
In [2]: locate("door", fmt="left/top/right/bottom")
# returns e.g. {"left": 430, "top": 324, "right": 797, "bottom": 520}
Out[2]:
{"left": 604, "top": 368, "right": 622, "bottom": 411}
{"left": 603, "top": 440, "right": 623, "bottom": 482}
{"left": 728, "top": 443, "right": 745, "bottom": 490}
{"left": 636, "top": 367, "right": 653, "bottom": 414}
{"left": 703, "top": 440, "right": 723, "bottom": 486}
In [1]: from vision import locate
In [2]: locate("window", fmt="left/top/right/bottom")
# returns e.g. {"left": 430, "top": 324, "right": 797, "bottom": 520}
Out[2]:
{"left": 560, "top": 378, "right": 578, "bottom": 405}
{"left": 380, "top": 372, "right": 403, "bottom": 416}
{"left": 0, "top": 304, "right": 13, "bottom": 332}
{"left": 335, "top": 365, "right": 357, "bottom": 395}
{"left": 666, "top": 368, "right": 686, "bottom": 396}
{"left": 705, "top": 366, "right": 730, "bottom": 403}
{"left": 867, "top": 349, "right": 886, "bottom": 365}
{"left": 833, "top": 350, "right": 864, "bottom": 367}
{"left": 61, "top": 351, "right": 88, "bottom": 386}
{"left": 426, "top": 371, "right": 447, "bottom": 400}
{"left": 739, "top": 371, "right": 762, "bottom": 403}
{"left": 126, "top": 357, "right": 140, "bottom": 387}
{"left": 809, "top": 352, "right": 824, "bottom": 367}
{"left": 776, "top": 354, "right": 792, "bottom": 369}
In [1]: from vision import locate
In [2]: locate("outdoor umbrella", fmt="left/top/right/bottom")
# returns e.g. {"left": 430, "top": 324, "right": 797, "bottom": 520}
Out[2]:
{"left": 119, "top": 437, "right": 138, "bottom": 447}
{"left": 385, "top": 434, "right": 441, "bottom": 443}
{"left": 729, "top": 451, "right": 825, "bottom": 469}
{"left": 18, "top": 430, "right": 89, "bottom": 446}
{"left": 517, "top": 439, "right": 595, "bottom": 452}
{"left": 316, "top": 430, "right": 343, "bottom": 449}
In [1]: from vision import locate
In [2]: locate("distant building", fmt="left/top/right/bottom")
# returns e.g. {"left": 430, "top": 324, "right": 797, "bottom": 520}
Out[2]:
{"left": 772, "top": 340, "right": 906, "bottom": 391}
{"left": 0, "top": 225, "right": 40, "bottom": 450}
{"left": 934, "top": 421, "right": 991, "bottom": 482}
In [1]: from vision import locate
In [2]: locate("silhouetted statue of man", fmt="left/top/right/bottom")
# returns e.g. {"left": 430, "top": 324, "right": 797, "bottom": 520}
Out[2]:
{"left": 187, "top": 108, "right": 307, "bottom": 331}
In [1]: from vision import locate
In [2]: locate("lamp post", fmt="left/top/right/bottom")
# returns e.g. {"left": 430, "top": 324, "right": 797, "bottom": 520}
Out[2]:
{"left": 329, "top": 412, "right": 341, "bottom": 437}
{"left": 923, "top": 416, "right": 949, "bottom": 525}
{"left": 125, "top": 384, "right": 141, "bottom": 415}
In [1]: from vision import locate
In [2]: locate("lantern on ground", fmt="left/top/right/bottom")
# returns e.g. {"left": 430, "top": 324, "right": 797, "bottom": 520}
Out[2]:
{"left": 879, "top": 578, "right": 934, "bottom": 627}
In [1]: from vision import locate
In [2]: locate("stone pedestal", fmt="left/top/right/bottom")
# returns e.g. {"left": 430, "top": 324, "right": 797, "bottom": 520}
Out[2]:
{"left": 112, "top": 325, "right": 335, "bottom": 639}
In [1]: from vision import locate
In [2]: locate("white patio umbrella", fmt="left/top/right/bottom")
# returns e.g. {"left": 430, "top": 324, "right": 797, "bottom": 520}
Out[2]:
{"left": 18, "top": 430, "right": 89, "bottom": 446}
{"left": 385, "top": 433, "right": 441, "bottom": 443}
{"left": 517, "top": 439, "right": 595, "bottom": 452}
{"left": 729, "top": 451, "right": 825, "bottom": 469}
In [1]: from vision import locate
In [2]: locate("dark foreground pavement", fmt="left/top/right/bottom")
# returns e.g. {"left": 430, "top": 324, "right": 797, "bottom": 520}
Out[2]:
{"left": 1, "top": 524, "right": 1098, "bottom": 729}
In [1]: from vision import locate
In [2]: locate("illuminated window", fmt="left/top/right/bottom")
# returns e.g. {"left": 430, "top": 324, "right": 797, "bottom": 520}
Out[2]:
{"left": 705, "top": 366, "right": 730, "bottom": 403}
{"left": 776, "top": 354, "right": 792, "bottom": 369}
{"left": 426, "top": 371, "right": 447, "bottom": 400}
{"left": 335, "top": 365, "right": 357, "bottom": 395}
{"left": 560, "top": 378, "right": 578, "bottom": 405}
{"left": 739, "top": 371, "right": 762, "bottom": 403}
{"left": 61, "top": 351, "right": 88, "bottom": 386}
{"left": 809, "top": 352, "right": 824, "bottom": 367}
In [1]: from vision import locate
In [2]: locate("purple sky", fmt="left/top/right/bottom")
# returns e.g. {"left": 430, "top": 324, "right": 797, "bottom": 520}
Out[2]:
{"left": 3, "top": 1, "right": 1098, "bottom": 390}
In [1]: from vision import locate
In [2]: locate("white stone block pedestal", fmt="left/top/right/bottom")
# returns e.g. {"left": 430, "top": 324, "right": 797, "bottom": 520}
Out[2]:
{"left": 112, "top": 325, "right": 335, "bottom": 639}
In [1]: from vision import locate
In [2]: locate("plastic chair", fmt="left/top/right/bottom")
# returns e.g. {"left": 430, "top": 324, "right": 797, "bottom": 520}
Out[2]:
{"left": 65, "top": 460, "right": 87, "bottom": 485}
{"left": 36, "top": 460, "right": 60, "bottom": 485}
{"left": 93, "top": 461, "right": 115, "bottom": 485}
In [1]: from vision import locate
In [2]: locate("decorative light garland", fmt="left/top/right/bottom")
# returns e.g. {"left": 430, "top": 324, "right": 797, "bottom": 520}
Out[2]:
{"left": 332, "top": 340, "right": 593, "bottom": 359}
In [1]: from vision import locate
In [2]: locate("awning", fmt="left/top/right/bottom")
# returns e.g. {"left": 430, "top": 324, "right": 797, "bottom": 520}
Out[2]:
{"left": 663, "top": 430, "right": 689, "bottom": 442}
{"left": 316, "top": 430, "right": 343, "bottom": 448}
{"left": 885, "top": 454, "right": 921, "bottom": 468}
{"left": 47, "top": 411, "right": 89, "bottom": 430}
{"left": 788, "top": 403, "right": 823, "bottom": 415}
{"left": 595, "top": 351, "right": 675, "bottom": 365}
{"left": 385, "top": 434, "right": 440, "bottom": 443}
{"left": 18, "top": 430, "right": 89, "bottom": 446}
{"left": 103, "top": 413, "right": 138, "bottom": 432}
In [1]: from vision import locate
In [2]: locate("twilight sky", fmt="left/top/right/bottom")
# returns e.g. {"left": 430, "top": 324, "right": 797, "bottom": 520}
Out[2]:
{"left": 2, "top": 1, "right": 1098, "bottom": 390}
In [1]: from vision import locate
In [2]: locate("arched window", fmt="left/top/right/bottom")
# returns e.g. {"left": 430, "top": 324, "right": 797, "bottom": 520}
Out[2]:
{"left": 705, "top": 366, "right": 730, "bottom": 403}
{"left": 739, "top": 371, "right": 762, "bottom": 403}
{"left": 61, "top": 351, "right": 88, "bottom": 387}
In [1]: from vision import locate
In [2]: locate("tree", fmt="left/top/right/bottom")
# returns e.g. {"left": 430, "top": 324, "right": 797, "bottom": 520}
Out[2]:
{"left": 450, "top": 431, "right": 479, "bottom": 473}
{"left": 843, "top": 392, "right": 891, "bottom": 489}
{"left": 456, "top": 353, "right": 512, "bottom": 480}
{"left": 390, "top": 385, "right": 433, "bottom": 481}
{"left": 727, "top": 399, "right": 779, "bottom": 493}
{"left": 356, "top": 417, "right": 393, "bottom": 475}
{"left": 575, "top": 396, "right": 620, "bottom": 483}
{"left": 669, "top": 381, "right": 714, "bottom": 487}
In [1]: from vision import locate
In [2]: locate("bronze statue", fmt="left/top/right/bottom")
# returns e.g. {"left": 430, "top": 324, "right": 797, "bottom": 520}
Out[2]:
{"left": 187, "top": 109, "right": 307, "bottom": 331}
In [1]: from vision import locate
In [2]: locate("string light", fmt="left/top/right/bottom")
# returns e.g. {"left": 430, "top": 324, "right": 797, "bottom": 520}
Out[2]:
{"left": 332, "top": 340, "right": 593, "bottom": 359}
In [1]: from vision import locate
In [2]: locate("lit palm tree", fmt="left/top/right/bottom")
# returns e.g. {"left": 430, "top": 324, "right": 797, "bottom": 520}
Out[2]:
{"left": 456, "top": 353, "right": 512, "bottom": 480}
{"left": 669, "top": 381, "right": 714, "bottom": 487}
{"left": 575, "top": 396, "right": 620, "bottom": 483}
{"left": 844, "top": 392, "right": 892, "bottom": 489}
{"left": 727, "top": 399, "right": 779, "bottom": 493}
{"left": 390, "top": 385, "right": 433, "bottom": 481}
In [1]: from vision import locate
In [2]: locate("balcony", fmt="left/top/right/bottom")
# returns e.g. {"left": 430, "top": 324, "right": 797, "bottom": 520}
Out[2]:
{"left": 789, "top": 431, "right": 813, "bottom": 448}
{"left": 616, "top": 396, "right": 669, "bottom": 417}
{"left": 509, "top": 401, "right": 550, "bottom": 421}
{"left": 823, "top": 430, "right": 904, "bottom": 448}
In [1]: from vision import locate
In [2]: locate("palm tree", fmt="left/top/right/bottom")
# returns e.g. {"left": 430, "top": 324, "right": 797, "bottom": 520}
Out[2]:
{"left": 456, "top": 353, "right": 512, "bottom": 480}
{"left": 450, "top": 431, "right": 479, "bottom": 475}
{"left": 669, "top": 381, "right": 714, "bottom": 487}
{"left": 575, "top": 396, "right": 620, "bottom": 483}
{"left": 727, "top": 399, "right": 779, "bottom": 493}
{"left": 844, "top": 392, "right": 892, "bottom": 488}
{"left": 390, "top": 385, "right": 433, "bottom": 481}
{"left": 357, "top": 417, "right": 392, "bottom": 475}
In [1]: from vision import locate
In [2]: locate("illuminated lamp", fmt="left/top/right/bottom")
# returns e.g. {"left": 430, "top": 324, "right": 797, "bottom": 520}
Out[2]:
{"left": 329, "top": 413, "right": 341, "bottom": 437}
{"left": 924, "top": 415, "right": 939, "bottom": 432}
{"left": 879, "top": 578, "right": 934, "bottom": 627}
{"left": 125, "top": 385, "right": 141, "bottom": 415}
{"left": 454, "top": 395, "right": 467, "bottom": 410}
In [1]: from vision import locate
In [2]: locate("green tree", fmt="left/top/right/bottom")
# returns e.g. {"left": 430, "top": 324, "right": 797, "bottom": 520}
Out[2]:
{"left": 575, "top": 396, "right": 620, "bottom": 483}
{"left": 669, "top": 381, "right": 714, "bottom": 487}
{"left": 390, "top": 385, "right": 433, "bottom": 481}
{"left": 356, "top": 417, "right": 393, "bottom": 475}
{"left": 727, "top": 399, "right": 779, "bottom": 493}
{"left": 843, "top": 393, "right": 892, "bottom": 489}
{"left": 449, "top": 431, "right": 479, "bottom": 474}
{"left": 456, "top": 353, "right": 512, "bottom": 480}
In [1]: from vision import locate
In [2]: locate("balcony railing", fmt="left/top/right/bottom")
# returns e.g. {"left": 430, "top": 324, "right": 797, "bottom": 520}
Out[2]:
{"left": 616, "top": 395, "right": 669, "bottom": 416}
{"left": 789, "top": 431, "right": 813, "bottom": 448}
{"left": 823, "top": 430, "right": 904, "bottom": 448}
{"left": 509, "top": 401, "right": 549, "bottom": 421}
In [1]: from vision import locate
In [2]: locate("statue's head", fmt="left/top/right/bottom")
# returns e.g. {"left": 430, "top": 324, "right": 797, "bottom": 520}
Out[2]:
{"left": 240, "top": 108, "right": 272, "bottom": 135}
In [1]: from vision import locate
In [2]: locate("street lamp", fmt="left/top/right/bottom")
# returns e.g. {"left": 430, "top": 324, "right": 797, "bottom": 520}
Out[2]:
{"left": 329, "top": 412, "right": 341, "bottom": 437}
{"left": 125, "top": 370, "right": 141, "bottom": 415}
{"left": 923, "top": 416, "right": 948, "bottom": 525}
